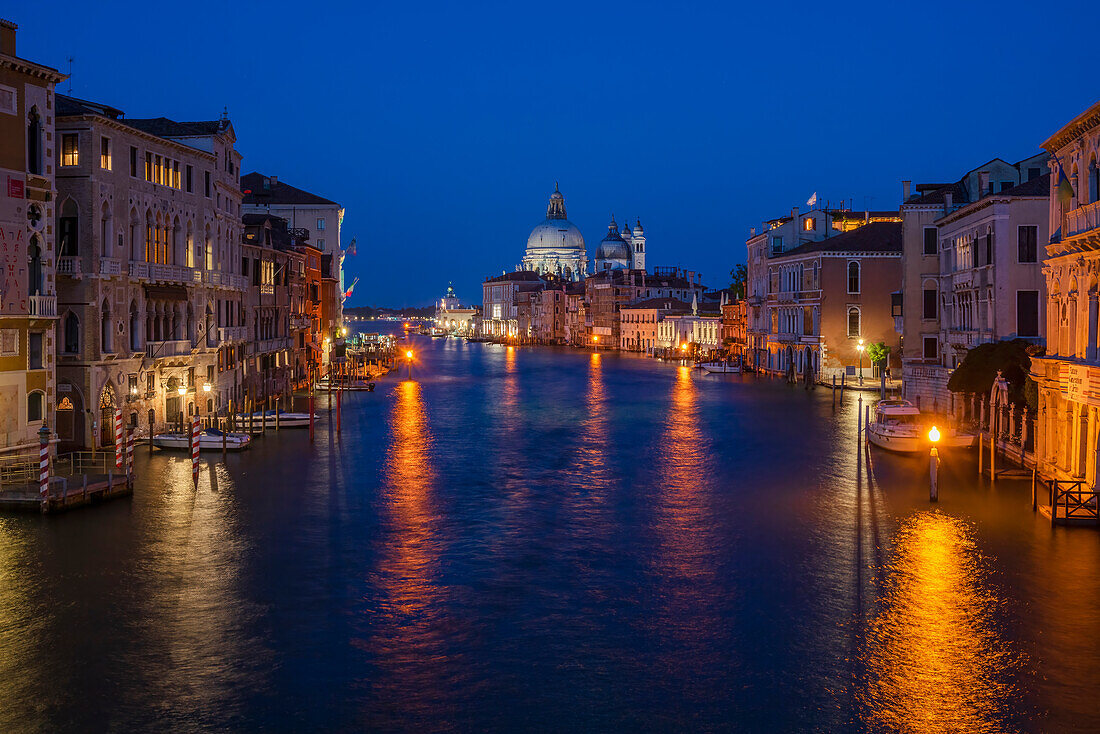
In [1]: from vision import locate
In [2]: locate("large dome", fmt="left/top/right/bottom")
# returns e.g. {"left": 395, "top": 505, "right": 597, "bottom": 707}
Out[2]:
{"left": 527, "top": 219, "right": 585, "bottom": 253}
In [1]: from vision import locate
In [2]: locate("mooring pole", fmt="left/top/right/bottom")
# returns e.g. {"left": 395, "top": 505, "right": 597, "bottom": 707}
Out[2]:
{"left": 929, "top": 447, "right": 939, "bottom": 502}
{"left": 336, "top": 387, "right": 342, "bottom": 434}
{"left": 857, "top": 393, "right": 863, "bottom": 444}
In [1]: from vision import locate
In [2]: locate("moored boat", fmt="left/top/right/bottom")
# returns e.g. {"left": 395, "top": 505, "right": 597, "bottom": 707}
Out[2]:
{"left": 700, "top": 360, "right": 742, "bottom": 374}
{"left": 867, "top": 399, "right": 975, "bottom": 452}
{"left": 233, "top": 410, "right": 317, "bottom": 428}
{"left": 314, "top": 379, "right": 376, "bottom": 392}
{"left": 152, "top": 428, "right": 252, "bottom": 451}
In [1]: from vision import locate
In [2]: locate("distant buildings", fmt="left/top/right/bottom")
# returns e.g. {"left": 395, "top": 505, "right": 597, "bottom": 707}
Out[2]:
{"left": 434, "top": 284, "right": 479, "bottom": 334}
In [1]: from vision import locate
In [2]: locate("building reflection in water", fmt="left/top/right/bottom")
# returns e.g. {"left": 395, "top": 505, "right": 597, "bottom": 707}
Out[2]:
{"left": 363, "top": 379, "right": 448, "bottom": 721}
{"left": 860, "top": 511, "right": 1017, "bottom": 733}
{"left": 575, "top": 353, "right": 610, "bottom": 486}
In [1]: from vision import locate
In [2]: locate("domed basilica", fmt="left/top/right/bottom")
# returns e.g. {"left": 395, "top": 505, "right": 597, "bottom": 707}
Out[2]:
{"left": 519, "top": 185, "right": 646, "bottom": 281}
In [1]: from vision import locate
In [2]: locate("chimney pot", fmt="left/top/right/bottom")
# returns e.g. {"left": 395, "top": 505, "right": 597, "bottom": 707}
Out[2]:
{"left": 978, "top": 171, "right": 990, "bottom": 195}
{"left": 902, "top": 180, "right": 911, "bottom": 201}
{"left": 945, "top": 192, "right": 953, "bottom": 210}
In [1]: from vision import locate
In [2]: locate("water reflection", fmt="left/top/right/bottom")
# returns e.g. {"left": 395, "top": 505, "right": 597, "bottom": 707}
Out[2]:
{"left": 363, "top": 379, "right": 447, "bottom": 721}
{"left": 860, "top": 511, "right": 1017, "bottom": 733}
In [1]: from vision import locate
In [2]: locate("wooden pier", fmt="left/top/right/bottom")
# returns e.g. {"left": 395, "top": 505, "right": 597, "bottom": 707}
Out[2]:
{"left": 0, "top": 451, "right": 131, "bottom": 514}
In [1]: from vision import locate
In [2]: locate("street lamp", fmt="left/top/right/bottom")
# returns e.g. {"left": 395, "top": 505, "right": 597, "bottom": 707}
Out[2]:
{"left": 592, "top": 334, "right": 599, "bottom": 350}
{"left": 405, "top": 349, "right": 414, "bottom": 381}
{"left": 857, "top": 338, "right": 865, "bottom": 385}
{"left": 928, "top": 425, "right": 941, "bottom": 502}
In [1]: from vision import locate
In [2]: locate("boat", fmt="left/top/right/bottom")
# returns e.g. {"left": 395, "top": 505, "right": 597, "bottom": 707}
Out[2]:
{"left": 152, "top": 427, "right": 252, "bottom": 451}
{"left": 867, "top": 399, "right": 975, "bottom": 453}
{"left": 314, "top": 379, "right": 376, "bottom": 392}
{"left": 233, "top": 410, "right": 317, "bottom": 428}
{"left": 700, "top": 360, "right": 741, "bottom": 374}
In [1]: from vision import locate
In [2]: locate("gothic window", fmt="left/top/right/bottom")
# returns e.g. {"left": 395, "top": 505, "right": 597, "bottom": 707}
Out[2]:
{"left": 59, "top": 199, "right": 78, "bottom": 257}
{"left": 28, "top": 237, "right": 43, "bottom": 295}
{"left": 63, "top": 312, "right": 80, "bottom": 354}
{"left": 847, "top": 261, "right": 861, "bottom": 294}
{"left": 101, "top": 299, "right": 113, "bottom": 353}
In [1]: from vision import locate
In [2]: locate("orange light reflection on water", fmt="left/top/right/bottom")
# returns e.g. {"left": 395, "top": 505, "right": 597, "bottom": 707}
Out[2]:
{"left": 860, "top": 511, "right": 1017, "bottom": 733}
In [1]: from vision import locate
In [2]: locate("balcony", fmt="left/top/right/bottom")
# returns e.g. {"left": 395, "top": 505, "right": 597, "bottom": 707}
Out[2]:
{"left": 57, "top": 257, "right": 82, "bottom": 276}
{"left": 1065, "top": 200, "right": 1100, "bottom": 244}
{"left": 256, "top": 336, "right": 292, "bottom": 353}
{"left": 99, "top": 257, "right": 121, "bottom": 276}
{"left": 217, "top": 326, "right": 248, "bottom": 343}
{"left": 146, "top": 340, "right": 192, "bottom": 358}
{"left": 128, "top": 261, "right": 197, "bottom": 285}
{"left": 206, "top": 271, "right": 249, "bottom": 290}
{"left": 290, "top": 315, "right": 311, "bottom": 330}
{"left": 260, "top": 284, "right": 275, "bottom": 296}
{"left": 28, "top": 294, "right": 57, "bottom": 317}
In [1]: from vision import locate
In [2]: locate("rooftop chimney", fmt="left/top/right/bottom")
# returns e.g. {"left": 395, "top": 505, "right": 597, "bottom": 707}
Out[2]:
{"left": 902, "top": 180, "right": 911, "bottom": 201}
{"left": 0, "top": 19, "right": 16, "bottom": 56}
{"left": 944, "top": 192, "right": 953, "bottom": 211}
{"left": 751, "top": 227, "right": 756, "bottom": 237}
{"left": 792, "top": 206, "right": 800, "bottom": 221}
{"left": 270, "top": 175, "right": 278, "bottom": 186}
{"left": 978, "top": 171, "right": 990, "bottom": 196}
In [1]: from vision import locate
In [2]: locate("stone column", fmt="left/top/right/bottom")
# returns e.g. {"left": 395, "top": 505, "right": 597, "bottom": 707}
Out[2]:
{"left": 1089, "top": 293, "right": 1099, "bottom": 362}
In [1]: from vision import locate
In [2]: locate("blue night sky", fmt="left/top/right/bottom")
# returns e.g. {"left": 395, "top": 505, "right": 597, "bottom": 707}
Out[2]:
{"left": 18, "top": 1, "right": 1100, "bottom": 307}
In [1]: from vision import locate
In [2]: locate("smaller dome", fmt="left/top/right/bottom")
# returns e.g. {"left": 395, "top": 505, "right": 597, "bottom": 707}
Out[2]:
{"left": 633, "top": 220, "right": 644, "bottom": 235}
{"left": 595, "top": 219, "right": 631, "bottom": 261}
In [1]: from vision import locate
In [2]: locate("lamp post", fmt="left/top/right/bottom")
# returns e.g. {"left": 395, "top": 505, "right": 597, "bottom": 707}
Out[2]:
{"left": 406, "top": 349, "right": 414, "bottom": 381}
{"left": 592, "top": 334, "right": 599, "bottom": 351}
{"left": 857, "top": 338, "right": 865, "bottom": 386}
{"left": 928, "top": 425, "right": 941, "bottom": 502}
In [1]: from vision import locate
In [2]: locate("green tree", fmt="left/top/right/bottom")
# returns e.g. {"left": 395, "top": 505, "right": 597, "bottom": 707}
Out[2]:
{"left": 946, "top": 338, "right": 1043, "bottom": 409}
{"left": 729, "top": 263, "right": 747, "bottom": 299}
{"left": 866, "top": 342, "right": 890, "bottom": 367}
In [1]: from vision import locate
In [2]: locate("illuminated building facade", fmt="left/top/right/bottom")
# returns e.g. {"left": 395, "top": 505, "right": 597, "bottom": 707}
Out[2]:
{"left": 1031, "top": 99, "right": 1100, "bottom": 485}
{"left": 899, "top": 155, "right": 1050, "bottom": 410}
{"left": 53, "top": 92, "right": 244, "bottom": 448}
{"left": 0, "top": 20, "right": 64, "bottom": 453}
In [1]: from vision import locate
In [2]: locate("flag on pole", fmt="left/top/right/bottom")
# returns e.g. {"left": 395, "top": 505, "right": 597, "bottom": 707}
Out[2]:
{"left": 1056, "top": 167, "right": 1075, "bottom": 204}
{"left": 343, "top": 277, "right": 359, "bottom": 300}
{"left": 807, "top": 192, "right": 818, "bottom": 207}
{"left": 346, "top": 238, "right": 357, "bottom": 256}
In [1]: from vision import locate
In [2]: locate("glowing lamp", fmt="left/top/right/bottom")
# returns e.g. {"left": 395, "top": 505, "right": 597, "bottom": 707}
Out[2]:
{"left": 202, "top": 383, "right": 212, "bottom": 393}
{"left": 406, "top": 350, "right": 413, "bottom": 359}
{"left": 928, "top": 426, "right": 941, "bottom": 443}
{"left": 593, "top": 335, "right": 599, "bottom": 343}
{"left": 177, "top": 386, "right": 187, "bottom": 396}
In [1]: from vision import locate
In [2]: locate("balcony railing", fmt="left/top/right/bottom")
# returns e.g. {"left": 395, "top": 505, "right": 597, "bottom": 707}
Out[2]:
{"left": 1066, "top": 200, "right": 1100, "bottom": 239}
{"left": 256, "top": 336, "right": 292, "bottom": 353}
{"left": 146, "top": 340, "right": 192, "bottom": 358}
{"left": 57, "top": 257, "right": 81, "bottom": 276}
{"left": 290, "top": 315, "right": 311, "bottom": 330}
{"left": 99, "top": 257, "right": 121, "bottom": 276}
{"left": 217, "top": 326, "right": 248, "bottom": 343}
{"left": 28, "top": 294, "right": 57, "bottom": 317}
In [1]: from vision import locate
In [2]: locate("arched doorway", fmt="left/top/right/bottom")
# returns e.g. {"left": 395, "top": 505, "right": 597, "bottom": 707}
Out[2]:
{"left": 55, "top": 384, "right": 85, "bottom": 451}
{"left": 99, "top": 382, "right": 116, "bottom": 450}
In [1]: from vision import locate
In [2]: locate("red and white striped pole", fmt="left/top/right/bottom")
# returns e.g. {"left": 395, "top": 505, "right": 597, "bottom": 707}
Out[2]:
{"left": 191, "top": 416, "right": 200, "bottom": 487}
{"left": 38, "top": 425, "right": 50, "bottom": 511}
{"left": 114, "top": 408, "right": 123, "bottom": 470}
{"left": 126, "top": 426, "right": 135, "bottom": 484}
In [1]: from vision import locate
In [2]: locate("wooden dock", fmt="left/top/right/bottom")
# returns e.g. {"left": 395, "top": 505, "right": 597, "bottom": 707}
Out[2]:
{"left": 0, "top": 472, "right": 131, "bottom": 513}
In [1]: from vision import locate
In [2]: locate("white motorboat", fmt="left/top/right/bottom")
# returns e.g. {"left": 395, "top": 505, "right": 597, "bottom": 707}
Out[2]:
{"left": 314, "top": 379, "right": 376, "bottom": 392}
{"left": 152, "top": 427, "right": 252, "bottom": 451}
{"left": 700, "top": 360, "right": 742, "bottom": 374}
{"left": 234, "top": 410, "right": 316, "bottom": 429}
{"left": 867, "top": 399, "right": 975, "bottom": 453}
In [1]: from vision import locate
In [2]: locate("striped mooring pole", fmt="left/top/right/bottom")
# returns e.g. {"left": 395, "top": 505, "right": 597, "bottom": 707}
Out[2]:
{"left": 114, "top": 408, "right": 124, "bottom": 470}
{"left": 126, "top": 426, "right": 135, "bottom": 485}
{"left": 38, "top": 425, "right": 50, "bottom": 511}
{"left": 191, "top": 416, "right": 200, "bottom": 487}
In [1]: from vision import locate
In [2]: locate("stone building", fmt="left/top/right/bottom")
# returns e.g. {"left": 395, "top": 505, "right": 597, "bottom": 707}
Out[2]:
{"left": 721, "top": 299, "right": 747, "bottom": 358}
{"left": 481, "top": 271, "right": 545, "bottom": 338}
{"left": 761, "top": 221, "right": 902, "bottom": 381}
{"left": 899, "top": 155, "right": 1049, "bottom": 409}
{"left": 745, "top": 205, "right": 900, "bottom": 374}
{"left": 241, "top": 213, "right": 308, "bottom": 402}
{"left": 0, "top": 20, "right": 64, "bottom": 453}
{"left": 620, "top": 298, "right": 691, "bottom": 354}
{"left": 54, "top": 93, "right": 245, "bottom": 447}
{"left": 1031, "top": 99, "right": 1100, "bottom": 484}
{"left": 520, "top": 185, "right": 588, "bottom": 280}
{"left": 242, "top": 172, "right": 344, "bottom": 367}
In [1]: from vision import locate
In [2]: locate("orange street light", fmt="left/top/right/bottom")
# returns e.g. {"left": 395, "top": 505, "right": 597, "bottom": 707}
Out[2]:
{"left": 405, "top": 350, "right": 413, "bottom": 359}
{"left": 928, "top": 426, "right": 941, "bottom": 443}
{"left": 928, "top": 425, "right": 941, "bottom": 502}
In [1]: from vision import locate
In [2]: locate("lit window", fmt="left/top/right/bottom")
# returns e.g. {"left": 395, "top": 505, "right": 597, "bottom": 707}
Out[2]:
{"left": 803, "top": 217, "right": 816, "bottom": 231}
{"left": 100, "top": 136, "right": 111, "bottom": 170}
{"left": 61, "top": 133, "right": 79, "bottom": 166}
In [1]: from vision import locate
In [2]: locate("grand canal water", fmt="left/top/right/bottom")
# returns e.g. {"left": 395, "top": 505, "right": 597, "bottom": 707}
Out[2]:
{"left": 2, "top": 333, "right": 1100, "bottom": 732}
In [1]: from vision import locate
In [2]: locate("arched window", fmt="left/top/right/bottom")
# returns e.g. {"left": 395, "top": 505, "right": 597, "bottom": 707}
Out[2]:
{"left": 59, "top": 199, "right": 78, "bottom": 257}
{"left": 1089, "top": 156, "right": 1100, "bottom": 204}
{"left": 847, "top": 261, "right": 861, "bottom": 294}
{"left": 100, "top": 201, "right": 112, "bottom": 257}
{"left": 28, "top": 236, "right": 43, "bottom": 295}
{"left": 27, "top": 108, "right": 42, "bottom": 175}
{"left": 145, "top": 210, "right": 154, "bottom": 263}
{"left": 101, "top": 299, "right": 113, "bottom": 353}
{"left": 63, "top": 312, "right": 80, "bottom": 354}
{"left": 129, "top": 301, "right": 140, "bottom": 351}
{"left": 172, "top": 216, "right": 182, "bottom": 265}
{"left": 847, "top": 307, "right": 861, "bottom": 338}
{"left": 27, "top": 391, "right": 44, "bottom": 422}
{"left": 186, "top": 221, "right": 195, "bottom": 268}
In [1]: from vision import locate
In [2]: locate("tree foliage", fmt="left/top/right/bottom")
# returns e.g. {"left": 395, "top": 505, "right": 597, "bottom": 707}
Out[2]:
{"left": 946, "top": 339, "right": 1043, "bottom": 408}
{"left": 866, "top": 342, "right": 890, "bottom": 367}
{"left": 728, "top": 264, "right": 747, "bottom": 299}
